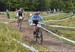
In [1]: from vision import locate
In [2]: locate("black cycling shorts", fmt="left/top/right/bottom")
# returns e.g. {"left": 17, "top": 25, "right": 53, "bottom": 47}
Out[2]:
{"left": 33, "top": 20, "right": 39, "bottom": 26}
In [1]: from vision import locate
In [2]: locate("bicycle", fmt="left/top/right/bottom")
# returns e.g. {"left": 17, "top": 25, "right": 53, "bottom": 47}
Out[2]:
{"left": 17, "top": 16, "right": 23, "bottom": 31}
{"left": 33, "top": 24, "right": 43, "bottom": 44}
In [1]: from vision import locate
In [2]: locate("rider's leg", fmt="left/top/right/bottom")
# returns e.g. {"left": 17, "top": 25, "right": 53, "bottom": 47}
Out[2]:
{"left": 17, "top": 18, "right": 19, "bottom": 26}
{"left": 33, "top": 21, "right": 38, "bottom": 34}
{"left": 20, "top": 19, "right": 22, "bottom": 27}
{"left": 33, "top": 26, "right": 36, "bottom": 34}
{"left": 19, "top": 19, "right": 22, "bottom": 30}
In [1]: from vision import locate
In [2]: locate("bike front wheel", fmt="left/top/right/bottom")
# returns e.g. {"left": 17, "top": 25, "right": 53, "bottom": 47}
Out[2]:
{"left": 18, "top": 19, "right": 22, "bottom": 31}
{"left": 37, "top": 29, "right": 43, "bottom": 44}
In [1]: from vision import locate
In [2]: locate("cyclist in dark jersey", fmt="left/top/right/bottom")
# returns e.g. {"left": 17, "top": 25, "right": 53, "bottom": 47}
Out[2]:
{"left": 18, "top": 8, "right": 24, "bottom": 19}
{"left": 18, "top": 10, "right": 22, "bottom": 17}
{"left": 17, "top": 8, "right": 24, "bottom": 26}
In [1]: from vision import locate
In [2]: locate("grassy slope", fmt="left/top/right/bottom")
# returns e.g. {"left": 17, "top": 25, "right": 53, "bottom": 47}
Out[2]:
{"left": 44, "top": 13, "right": 75, "bottom": 43}
{"left": 0, "top": 23, "right": 31, "bottom": 52}
{"left": 47, "top": 27, "right": 75, "bottom": 41}
{"left": 0, "top": 23, "right": 48, "bottom": 52}
{"left": 46, "top": 16, "right": 75, "bottom": 27}
{"left": 45, "top": 13, "right": 74, "bottom": 20}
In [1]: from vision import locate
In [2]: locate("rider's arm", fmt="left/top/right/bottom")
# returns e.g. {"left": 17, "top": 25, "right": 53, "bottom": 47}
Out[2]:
{"left": 22, "top": 11, "right": 25, "bottom": 18}
{"left": 16, "top": 11, "right": 18, "bottom": 17}
{"left": 39, "top": 16, "right": 45, "bottom": 24}
{"left": 28, "top": 16, "right": 34, "bottom": 25}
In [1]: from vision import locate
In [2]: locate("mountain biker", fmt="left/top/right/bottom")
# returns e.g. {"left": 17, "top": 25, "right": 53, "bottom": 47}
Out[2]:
{"left": 28, "top": 11, "right": 45, "bottom": 34}
{"left": 17, "top": 8, "right": 24, "bottom": 26}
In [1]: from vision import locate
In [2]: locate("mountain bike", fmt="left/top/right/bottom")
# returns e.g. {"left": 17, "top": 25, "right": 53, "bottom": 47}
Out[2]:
{"left": 17, "top": 16, "right": 23, "bottom": 31}
{"left": 33, "top": 24, "right": 43, "bottom": 44}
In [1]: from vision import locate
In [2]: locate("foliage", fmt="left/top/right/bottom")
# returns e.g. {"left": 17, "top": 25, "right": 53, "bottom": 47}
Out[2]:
{"left": 0, "top": 0, "right": 75, "bottom": 12}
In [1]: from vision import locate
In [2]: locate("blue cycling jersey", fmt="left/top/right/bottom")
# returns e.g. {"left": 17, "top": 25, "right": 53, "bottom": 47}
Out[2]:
{"left": 31, "top": 15, "right": 43, "bottom": 20}
{"left": 29, "top": 15, "right": 45, "bottom": 24}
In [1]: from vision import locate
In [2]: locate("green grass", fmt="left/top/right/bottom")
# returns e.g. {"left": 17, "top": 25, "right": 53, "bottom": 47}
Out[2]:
{"left": 5, "top": 11, "right": 16, "bottom": 19}
{"left": 0, "top": 23, "right": 31, "bottom": 52}
{"left": 44, "top": 26, "right": 75, "bottom": 45}
{"left": 44, "top": 13, "right": 75, "bottom": 45}
{"left": 0, "top": 11, "right": 17, "bottom": 19}
{"left": 49, "top": 28, "right": 75, "bottom": 41}
{"left": 57, "top": 30, "right": 75, "bottom": 41}
{"left": 0, "top": 23, "right": 48, "bottom": 52}
{"left": 9, "top": 12, "right": 16, "bottom": 19}
{"left": 45, "top": 14, "right": 75, "bottom": 40}
{"left": 45, "top": 13, "right": 74, "bottom": 20}
{"left": 46, "top": 16, "right": 75, "bottom": 27}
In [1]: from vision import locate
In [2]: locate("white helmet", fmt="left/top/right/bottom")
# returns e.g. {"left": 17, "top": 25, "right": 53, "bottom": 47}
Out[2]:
{"left": 34, "top": 11, "right": 40, "bottom": 15}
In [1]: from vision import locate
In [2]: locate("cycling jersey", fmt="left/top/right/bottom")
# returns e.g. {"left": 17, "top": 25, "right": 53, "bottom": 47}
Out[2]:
{"left": 29, "top": 15, "right": 45, "bottom": 25}
{"left": 17, "top": 10, "right": 23, "bottom": 19}
{"left": 18, "top": 11, "right": 22, "bottom": 16}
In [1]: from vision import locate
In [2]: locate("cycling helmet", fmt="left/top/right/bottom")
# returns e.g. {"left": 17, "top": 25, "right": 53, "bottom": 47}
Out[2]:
{"left": 34, "top": 11, "right": 40, "bottom": 15}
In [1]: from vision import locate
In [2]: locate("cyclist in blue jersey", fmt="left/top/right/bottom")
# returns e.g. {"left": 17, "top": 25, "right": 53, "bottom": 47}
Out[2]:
{"left": 29, "top": 12, "right": 45, "bottom": 35}
{"left": 29, "top": 12, "right": 45, "bottom": 25}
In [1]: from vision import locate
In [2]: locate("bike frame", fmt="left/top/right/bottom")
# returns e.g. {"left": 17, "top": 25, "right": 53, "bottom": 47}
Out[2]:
{"left": 33, "top": 24, "right": 43, "bottom": 44}
{"left": 18, "top": 19, "right": 23, "bottom": 31}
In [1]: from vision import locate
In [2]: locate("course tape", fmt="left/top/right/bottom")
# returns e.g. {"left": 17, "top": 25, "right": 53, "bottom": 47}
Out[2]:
{"left": 45, "top": 15, "right": 75, "bottom": 22}
{"left": 13, "top": 39, "right": 38, "bottom": 52}
{"left": 45, "top": 24, "right": 75, "bottom": 29}
{"left": 43, "top": 13, "right": 60, "bottom": 17}
{"left": 40, "top": 26, "right": 75, "bottom": 44}
{"left": 45, "top": 18, "right": 69, "bottom": 22}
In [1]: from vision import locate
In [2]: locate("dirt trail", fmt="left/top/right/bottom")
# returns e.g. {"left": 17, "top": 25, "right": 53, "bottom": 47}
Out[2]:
{"left": 9, "top": 22, "right": 75, "bottom": 52}
{"left": 0, "top": 16, "right": 75, "bottom": 52}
